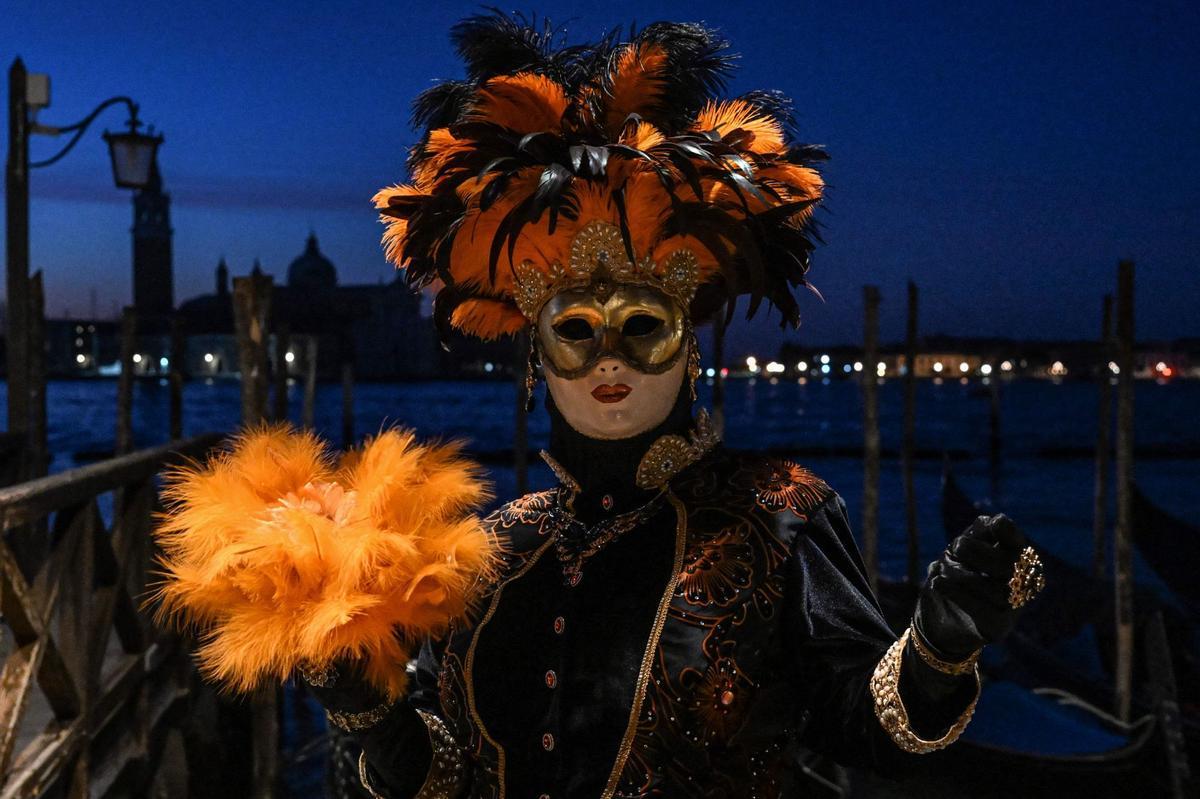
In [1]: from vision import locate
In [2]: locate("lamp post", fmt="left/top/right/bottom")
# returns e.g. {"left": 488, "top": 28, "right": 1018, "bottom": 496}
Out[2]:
{"left": 6, "top": 57, "right": 161, "bottom": 475}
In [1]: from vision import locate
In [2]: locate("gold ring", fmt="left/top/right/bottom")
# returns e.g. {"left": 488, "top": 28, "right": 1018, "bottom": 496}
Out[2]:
{"left": 1008, "top": 546, "right": 1045, "bottom": 608}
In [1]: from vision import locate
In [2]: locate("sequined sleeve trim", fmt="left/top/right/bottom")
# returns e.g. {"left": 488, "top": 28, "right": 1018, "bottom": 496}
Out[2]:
{"left": 413, "top": 709, "right": 468, "bottom": 799}
{"left": 870, "top": 628, "right": 980, "bottom": 753}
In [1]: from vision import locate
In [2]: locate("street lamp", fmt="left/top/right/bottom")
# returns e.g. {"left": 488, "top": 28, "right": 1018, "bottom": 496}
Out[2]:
{"left": 6, "top": 57, "right": 162, "bottom": 474}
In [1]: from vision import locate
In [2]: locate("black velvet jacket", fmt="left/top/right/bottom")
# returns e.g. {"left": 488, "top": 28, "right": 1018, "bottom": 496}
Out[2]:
{"left": 319, "top": 400, "right": 976, "bottom": 798}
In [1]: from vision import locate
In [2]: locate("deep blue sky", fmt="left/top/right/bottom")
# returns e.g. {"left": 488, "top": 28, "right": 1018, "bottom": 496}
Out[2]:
{"left": 4, "top": 1, "right": 1198, "bottom": 356}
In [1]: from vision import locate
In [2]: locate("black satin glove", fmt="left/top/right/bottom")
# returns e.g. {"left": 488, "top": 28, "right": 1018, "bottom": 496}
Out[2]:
{"left": 913, "top": 514, "right": 1029, "bottom": 661}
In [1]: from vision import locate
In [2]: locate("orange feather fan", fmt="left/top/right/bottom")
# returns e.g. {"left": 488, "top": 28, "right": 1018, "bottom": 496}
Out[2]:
{"left": 151, "top": 426, "right": 498, "bottom": 700}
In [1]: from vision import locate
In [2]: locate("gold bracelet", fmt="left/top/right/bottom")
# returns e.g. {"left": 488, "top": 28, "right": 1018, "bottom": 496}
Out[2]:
{"left": 870, "top": 628, "right": 980, "bottom": 754}
{"left": 414, "top": 710, "right": 467, "bottom": 799}
{"left": 909, "top": 621, "right": 981, "bottom": 677}
{"left": 327, "top": 700, "right": 397, "bottom": 733}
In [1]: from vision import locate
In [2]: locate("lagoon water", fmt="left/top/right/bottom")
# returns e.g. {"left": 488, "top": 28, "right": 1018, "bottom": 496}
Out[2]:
{"left": 9, "top": 375, "right": 1198, "bottom": 583}
{"left": 11, "top": 376, "right": 1197, "bottom": 795}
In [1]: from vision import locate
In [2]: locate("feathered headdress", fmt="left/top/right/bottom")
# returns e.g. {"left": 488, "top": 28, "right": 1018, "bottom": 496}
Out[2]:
{"left": 374, "top": 11, "right": 827, "bottom": 342}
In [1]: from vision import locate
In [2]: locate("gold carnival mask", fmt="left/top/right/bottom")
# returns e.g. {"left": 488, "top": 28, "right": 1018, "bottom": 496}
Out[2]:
{"left": 516, "top": 221, "right": 699, "bottom": 378}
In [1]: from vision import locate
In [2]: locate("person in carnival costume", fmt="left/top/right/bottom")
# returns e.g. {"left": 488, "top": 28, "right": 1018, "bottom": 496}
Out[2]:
{"left": 154, "top": 12, "right": 1044, "bottom": 798}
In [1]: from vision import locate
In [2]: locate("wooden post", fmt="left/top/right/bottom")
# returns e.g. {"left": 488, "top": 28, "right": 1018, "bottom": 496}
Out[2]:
{"left": 231, "top": 275, "right": 272, "bottom": 425}
{"left": 27, "top": 270, "right": 46, "bottom": 476}
{"left": 712, "top": 306, "right": 727, "bottom": 439}
{"left": 514, "top": 332, "right": 530, "bottom": 496}
{"left": 1114, "top": 260, "right": 1135, "bottom": 722}
{"left": 902, "top": 281, "right": 920, "bottom": 584}
{"left": 988, "top": 372, "right": 1001, "bottom": 501}
{"left": 302, "top": 337, "right": 317, "bottom": 429}
{"left": 117, "top": 308, "right": 136, "bottom": 455}
{"left": 169, "top": 315, "right": 185, "bottom": 440}
{"left": 1092, "top": 295, "right": 1113, "bottom": 580}
{"left": 232, "top": 274, "right": 277, "bottom": 795}
{"left": 341, "top": 361, "right": 354, "bottom": 449}
{"left": 862, "top": 286, "right": 880, "bottom": 592}
{"left": 6, "top": 59, "right": 31, "bottom": 451}
{"left": 272, "top": 323, "right": 290, "bottom": 423}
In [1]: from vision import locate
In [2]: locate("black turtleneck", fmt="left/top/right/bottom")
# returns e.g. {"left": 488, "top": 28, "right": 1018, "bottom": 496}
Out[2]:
{"left": 545, "top": 379, "right": 694, "bottom": 524}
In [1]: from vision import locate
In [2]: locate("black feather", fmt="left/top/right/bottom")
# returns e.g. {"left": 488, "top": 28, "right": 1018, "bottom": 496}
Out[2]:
{"left": 412, "top": 80, "right": 474, "bottom": 131}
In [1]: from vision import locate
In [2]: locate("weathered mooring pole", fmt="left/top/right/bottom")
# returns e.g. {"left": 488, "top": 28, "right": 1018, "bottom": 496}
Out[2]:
{"left": 117, "top": 307, "right": 136, "bottom": 455}
{"left": 862, "top": 286, "right": 881, "bottom": 592}
{"left": 712, "top": 305, "right": 727, "bottom": 439}
{"left": 232, "top": 274, "right": 272, "bottom": 425}
{"left": 1113, "top": 261, "right": 1135, "bottom": 722}
{"left": 302, "top": 337, "right": 318, "bottom": 429}
{"left": 232, "top": 271, "right": 277, "bottom": 797}
{"left": 902, "top": 281, "right": 920, "bottom": 584}
{"left": 272, "top": 323, "right": 290, "bottom": 423}
{"left": 169, "top": 315, "right": 185, "bottom": 440}
{"left": 1092, "top": 294, "right": 1113, "bottom": 580}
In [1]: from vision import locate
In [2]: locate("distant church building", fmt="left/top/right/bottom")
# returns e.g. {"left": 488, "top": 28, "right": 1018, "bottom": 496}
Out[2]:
{"left": 177, "top": 233, "right": 443, "bottom": 380}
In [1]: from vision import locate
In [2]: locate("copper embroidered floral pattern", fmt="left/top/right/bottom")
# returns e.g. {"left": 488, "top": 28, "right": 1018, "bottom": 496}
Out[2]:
{"left": 676, "top": 521, "right": 755, "bottom": 607}
{"left": 750, "top": 459, "right": 831, "bottom": 515}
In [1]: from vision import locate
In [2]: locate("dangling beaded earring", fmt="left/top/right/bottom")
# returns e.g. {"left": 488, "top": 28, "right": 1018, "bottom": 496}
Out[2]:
{"left": 524, "top": 335, "right": 540, "bottom": 413}
{"left": 686, "top": 326, "right": 701, "bottom": 402}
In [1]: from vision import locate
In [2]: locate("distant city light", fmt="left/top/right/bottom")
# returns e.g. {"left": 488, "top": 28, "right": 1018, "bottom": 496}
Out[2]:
{"left": 796, "top": 361, "right": 808, "bottom": 372}
{"left": 75, "top": 353, "right": 86, "bottom": 364}
{"left": 204, "top": 353, "right": 215, "bottom": 364}
{"left": 853, "top": 361, "right": 863, "bottom": 372}
{"left": 159, "top": 357, "right": 169, "bottom": 368}
{"left": 1108, "top": 361, "right": 1119, "bottom": 374}
{"left": 285, "top": 351, "right": 296, "bottom": 364}
{"left": 746, "top": 356, "right": 760, "bottom": 374}
{"left": 483, "top": 362, "right": 494, "bottom": 373}
{"left": 705, "top": 367, "right": 716, "bottom": 378}
{"left": 932, "top": 361, "right": 944, "bottom": 373}
{"left": 980, "top": 364, "right": 993, "bottom": 376}
{"left": 876, "top": 362, "right": 887, "bottom": 376}
{"left": 132, "top": 353, "right": 143, "bottom": 364}
{"left": 842, "top": 364, "right": 852, "bottom": 374}
{"left": 766, "top": 361, "right": 785, "bottom": 374}
{"left": 819, "top": 354, "right": 830, "bottom": 364}
{"left": 720, "top": 367, "right": 729, "bottom": 378}
{"left": 75, "top": 325, "right": 83, "bottom": 334}
{"left": 821, "top": 364, "right": 831, "bottom": 374}
{"left": 75, "top": 337, "right": 83, "bottom": 347}
{"left": 1001, "top": 360, "right": 1014, "bottom": 372}
{"left": 1050, "top": 360, "right": 1067, "bottom": 376}
{"left": 88, "top": 325, "right": 95, "bottom": 333}
{"left": 1155, "top": 361, "right": 1167, "bottom": 372}
{"left": 959, "top": 362, "right": 969, "bottom": 373}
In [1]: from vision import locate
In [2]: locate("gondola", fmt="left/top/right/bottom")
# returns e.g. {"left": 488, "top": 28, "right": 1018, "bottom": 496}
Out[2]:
{"left": 937, "top": 468, "right": 1196, "bottom": 794}
{"left": 1132, "top": 484, "right": 1200, "bottom": 608}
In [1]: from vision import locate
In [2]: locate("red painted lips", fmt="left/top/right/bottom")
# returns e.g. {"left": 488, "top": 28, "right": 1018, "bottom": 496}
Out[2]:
{"left": 591, "top": 384, "right": 632, "bottom": 403}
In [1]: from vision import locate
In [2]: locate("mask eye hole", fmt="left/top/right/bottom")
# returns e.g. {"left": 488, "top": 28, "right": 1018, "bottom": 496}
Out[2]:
{"left": 621, "top": 314, "right": 663, "bottom": 337}
{"left": 553, "top": 318, "right": 595, "bottom": 341}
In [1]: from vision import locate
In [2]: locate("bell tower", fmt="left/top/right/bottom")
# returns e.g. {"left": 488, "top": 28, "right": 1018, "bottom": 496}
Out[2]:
{"left": 131, "top": 161, "right": 174, "bottom": 319}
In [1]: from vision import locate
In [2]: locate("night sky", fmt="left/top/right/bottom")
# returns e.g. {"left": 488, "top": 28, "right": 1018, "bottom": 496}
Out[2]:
{"left": 4, "top": 1, "right": 1198, "bottom": 358}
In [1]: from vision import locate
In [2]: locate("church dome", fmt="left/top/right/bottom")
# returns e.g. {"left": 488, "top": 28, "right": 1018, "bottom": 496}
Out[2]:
{"left": 288, "top": 232, "right": 337, "bottom": 291}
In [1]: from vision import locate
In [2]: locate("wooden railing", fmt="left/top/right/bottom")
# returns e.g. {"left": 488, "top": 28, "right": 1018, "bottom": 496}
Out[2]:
{"left": 0, "top": 434, "right": 222, "bottom": 798}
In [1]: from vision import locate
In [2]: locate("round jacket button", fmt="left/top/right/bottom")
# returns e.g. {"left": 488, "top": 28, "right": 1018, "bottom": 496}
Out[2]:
{"left": 542, "top": 732, "right": 555, "bottom": 751}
